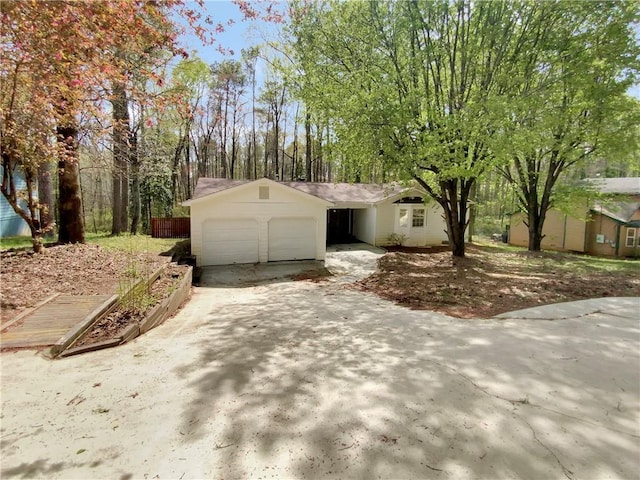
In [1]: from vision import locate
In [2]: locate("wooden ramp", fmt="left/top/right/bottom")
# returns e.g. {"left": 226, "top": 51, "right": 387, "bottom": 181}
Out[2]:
{"left": 0, "top": 295, "right": 113, "bottom": 350}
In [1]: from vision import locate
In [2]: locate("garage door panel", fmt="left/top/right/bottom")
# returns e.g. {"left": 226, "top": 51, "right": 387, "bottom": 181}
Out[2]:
{"left": 202, "top": 219, "right": 259, "bottom": 266}
{"left": 269, "top": 217, "right": 316, "bottom": 262}
{"left": 205, "top": 227, "right": 256, "bottom": 242}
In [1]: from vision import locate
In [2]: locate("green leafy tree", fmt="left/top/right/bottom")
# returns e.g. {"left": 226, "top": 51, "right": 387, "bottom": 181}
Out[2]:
{"left": 494, "top": 1, "right": 640, "bottom": 251}
{"left": 169, "top": 57, "right": 212, "bottom": 200}
{"left": 290, "top": 0, "right": 549, "bottom": 257}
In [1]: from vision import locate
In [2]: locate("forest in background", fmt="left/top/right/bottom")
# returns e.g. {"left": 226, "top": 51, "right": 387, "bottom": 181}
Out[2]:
{"left": 2, "top": 0, "right": 639, "bottom": 256}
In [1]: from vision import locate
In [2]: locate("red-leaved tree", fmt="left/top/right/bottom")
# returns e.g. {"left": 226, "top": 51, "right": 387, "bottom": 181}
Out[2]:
{"left": 1, "top": 0, "right": 282, "bottom": 251}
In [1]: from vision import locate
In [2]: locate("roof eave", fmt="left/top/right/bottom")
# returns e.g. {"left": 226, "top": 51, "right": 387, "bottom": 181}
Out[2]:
{"left": 591, "top": 209, "right": 627, "bottom": 224}
{"left": 331, "top": 202, "right": 373, "bottom": 209}
{"left": 184, "top": 178, "right": 333, "bottom": 207}
{"left": 374, "top": 186, "right": 426, "bottom": 206}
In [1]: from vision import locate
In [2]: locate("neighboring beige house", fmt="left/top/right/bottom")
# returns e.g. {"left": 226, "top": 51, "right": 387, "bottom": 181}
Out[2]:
{"left": 509, "top": 177, "right": 640, "bottom": 257}
{"left": 184, "top": 178, "right": 450, "bottom": 266}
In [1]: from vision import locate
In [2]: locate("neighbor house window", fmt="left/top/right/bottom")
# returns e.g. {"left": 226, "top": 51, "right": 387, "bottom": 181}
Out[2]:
{"left": 259, "top": 186, "right": 270, "bottom": 200}
{"left": 399, "top": 208, "right": 409, "bottom": 227}
{"left": 412, "top": 208, "right": 425, "bottom": 227}
{"left": 625, "top": 227, "right": 636, "bottom": 247}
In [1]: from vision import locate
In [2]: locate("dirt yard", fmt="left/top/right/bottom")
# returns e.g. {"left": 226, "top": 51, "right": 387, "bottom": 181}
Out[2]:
{"left": 2, "top": 242, "right": 638, "bottom": 325}
{"left": 357, "top": 244, "right": 640, "bottom": 318}
{"left": 0, "top": 243, "right": 169, "bottom": 325}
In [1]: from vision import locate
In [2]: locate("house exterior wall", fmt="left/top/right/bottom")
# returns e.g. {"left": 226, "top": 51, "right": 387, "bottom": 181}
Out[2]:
{"left": 375, "top": 202, "right": 397, "bottom": 245}
{"left": 619, "top": 226, "right": 640, "bottom": 257}
{"left": 375, "top": 201, "right": 448, "bottom": 246}
{"left": 509, "top": 210, "right": 586, "bottom": 252}
{"left": 508, "top": 213, "right": 528, "bottom": 248}
{"left": 585, "top": 213, "right": 620, "bottom": 257}
{"left": 190, "top": 181, "right": 327, "bottom": 266}
{"left": 564, "top": 216, "right": 587, "bottom": 252}
{"left": 585, "top": 213, "right": 640, "bottom": 257}
{"left": 618, "top": 228, "right": 640, "bottom": 256}
{"left": 541, "top": 210, "right": 568, "bottom": 250}
{"left": 426, "top": 204, "right": 450, "bottom": 244}
{"left": 353, "top": 207, "right": 376, "bottom": 245}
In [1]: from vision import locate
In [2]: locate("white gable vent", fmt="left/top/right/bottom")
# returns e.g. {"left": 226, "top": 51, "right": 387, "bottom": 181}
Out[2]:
{"left": 259, "top": 186, "right": 270, "bottom": 200}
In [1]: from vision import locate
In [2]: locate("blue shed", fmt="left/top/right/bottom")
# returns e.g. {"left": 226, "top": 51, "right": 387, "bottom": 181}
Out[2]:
{"left": 0, "top": 170, "right": 32, "bottom": 237}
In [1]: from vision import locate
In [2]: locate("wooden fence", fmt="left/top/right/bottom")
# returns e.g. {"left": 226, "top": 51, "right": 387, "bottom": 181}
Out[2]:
{"left": 151, "top": 217, "right": 190, "bottom": 238}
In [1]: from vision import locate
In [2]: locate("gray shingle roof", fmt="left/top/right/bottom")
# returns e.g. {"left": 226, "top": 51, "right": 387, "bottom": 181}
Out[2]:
{"left": 280, "top": 181, "right": 410, "bottom": 203}
{"left": 190, "top": 178, "right": 250, "bottom": 199}
{"left": 189, "top": 178, "right": 419, "bottom": 205}
{"left": 583, "top": 177, "right": 640, "bottom": 195}
{"left": 592, "top": 201, "right": 640, "bottom": 223}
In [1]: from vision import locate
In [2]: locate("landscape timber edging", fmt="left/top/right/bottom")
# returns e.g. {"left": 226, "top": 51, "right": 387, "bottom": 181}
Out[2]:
{"left": 53, "top": 264, "right": 166, "bottom": 358}
{"left": 58, "top": 265, "right": 192, "bottom": 358}
{"left": 50, "top": 294, "right": 119, "bottom": 357}
{"left": 138, "top": 267, "right": 192, "bottom": 335}
{"left": 58, "top": 338, "right": 122, "bottom": 358}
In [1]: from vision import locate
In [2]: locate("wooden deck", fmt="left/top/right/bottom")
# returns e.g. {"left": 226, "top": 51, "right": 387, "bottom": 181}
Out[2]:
{"left": 0, "top": 295, "right": 113, "bottom": 350}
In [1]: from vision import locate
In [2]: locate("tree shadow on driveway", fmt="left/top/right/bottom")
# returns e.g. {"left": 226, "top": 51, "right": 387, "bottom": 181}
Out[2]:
{"left": 173, "top": 276, "right": 640, "bottom": 479}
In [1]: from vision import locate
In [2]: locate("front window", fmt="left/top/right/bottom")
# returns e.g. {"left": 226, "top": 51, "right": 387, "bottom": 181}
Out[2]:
{"left": 625, "top": 227, "right": 636, "bottom": 247}
{"left": 399, "top": 208, "right": 409, "bottom": 228}
{"left": 412, "top": 208, "right": 425, "bottom": 228}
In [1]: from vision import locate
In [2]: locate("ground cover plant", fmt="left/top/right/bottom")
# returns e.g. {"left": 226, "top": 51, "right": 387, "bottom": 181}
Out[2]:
{"left": 73, "top": 262, "right": 189, "bottom": 348}
{"left": 357, "top": 240, "right": 640, "bottom": 318}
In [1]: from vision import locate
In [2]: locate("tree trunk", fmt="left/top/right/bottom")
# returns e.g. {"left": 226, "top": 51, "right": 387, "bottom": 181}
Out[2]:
{"left": 315, "top": 126, "right": 323, "bottom": 182}
{"left": 172, "top": 136, "right": 184, "bottom": 203}
{"left": 1, "top": 152, "right": 44, "bottom": 252}
{"left": 129, "top": 129, "right": 140, "bottom": 234}
{"left": 56, "top": 122, "right": 85, "bottom": 244}
{"left": 252, "top": 73, "right": 257, "bottom": 180}
{"left": 526, "top": 203, "right": 546, "bottom": 251}
{"left": 231, "top": 108, "right": 238, "bottom": 179}
{"left": 184, "top": 138, "right": 191, "bottom": 200}
{"left": 111, "top": 168, "right": 122, "bottom": 234}
{"left": 263, "top": 131, "right": 269, "bottom": 178}
{"left": 467, "top": 181, "right": 476, "bottom": 243}
{"left": 222, "top": 87, "right": 229, "bottom": 179}
{"left": 274, "top": 111, "right": 280, "bottom": 180}
{"left": 528, "top": 220, "right": 543, "bottom": 251}
{"left": 414, "top": 176, "right": 469, "bottom": 258}
{"left": 305, "top": 113, "right": 312, "bottom": 181}
{"left": 292, "top": 105, "right": 299, "bottom": 181}
{"left": 120, "top": 160, "right": 128, "bottom": 230}
{"left": 111, "top": 84, "right": 129, "bottom": 235}
{"left": 24, "top": 167, "right": 44, "bottom": 252}
{"left": 37, "top": 161, "right": 55, "bottom": 237}
{"left": 446, "top": 218, "right": 467, "bottom": 257}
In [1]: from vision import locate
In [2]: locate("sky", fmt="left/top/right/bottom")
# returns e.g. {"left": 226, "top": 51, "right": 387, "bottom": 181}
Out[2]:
{"left": 179, "top": 1, "right": 284, "bottom": 76}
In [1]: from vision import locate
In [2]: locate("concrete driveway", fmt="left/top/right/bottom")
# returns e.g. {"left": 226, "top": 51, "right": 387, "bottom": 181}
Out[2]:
{"left": 1, "top": 245, "right": 639, "bottom": 479}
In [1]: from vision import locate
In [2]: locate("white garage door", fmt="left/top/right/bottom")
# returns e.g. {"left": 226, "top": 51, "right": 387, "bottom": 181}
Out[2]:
{"left": 268, "top": 217, "right": 316, "bottom": 262}
{"left": 202, "top": 219, "right": 259, "bottom": 265}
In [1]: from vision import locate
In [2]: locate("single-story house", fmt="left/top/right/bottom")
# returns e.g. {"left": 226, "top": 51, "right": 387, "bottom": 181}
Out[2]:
{"left": 183, "top": 177, "right": 450, "bottom": 266}
{"left": 509, "top": 177, "right": 640, "bottom": 257}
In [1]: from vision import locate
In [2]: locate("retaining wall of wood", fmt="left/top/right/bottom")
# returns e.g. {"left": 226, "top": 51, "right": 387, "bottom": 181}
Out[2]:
{"left": 58, "top": 266, "right": 192, "bottom": 358}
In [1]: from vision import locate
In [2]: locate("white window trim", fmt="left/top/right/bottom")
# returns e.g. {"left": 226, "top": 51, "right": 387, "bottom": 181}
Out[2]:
{"left": 399, "top": 208, "right": 409, "bottom": 228}
{"left": 411, "top": 208, "right": 425, "bottom": 228}
{"left": 625, "top": 227, "right": 636, "bottom": 247}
